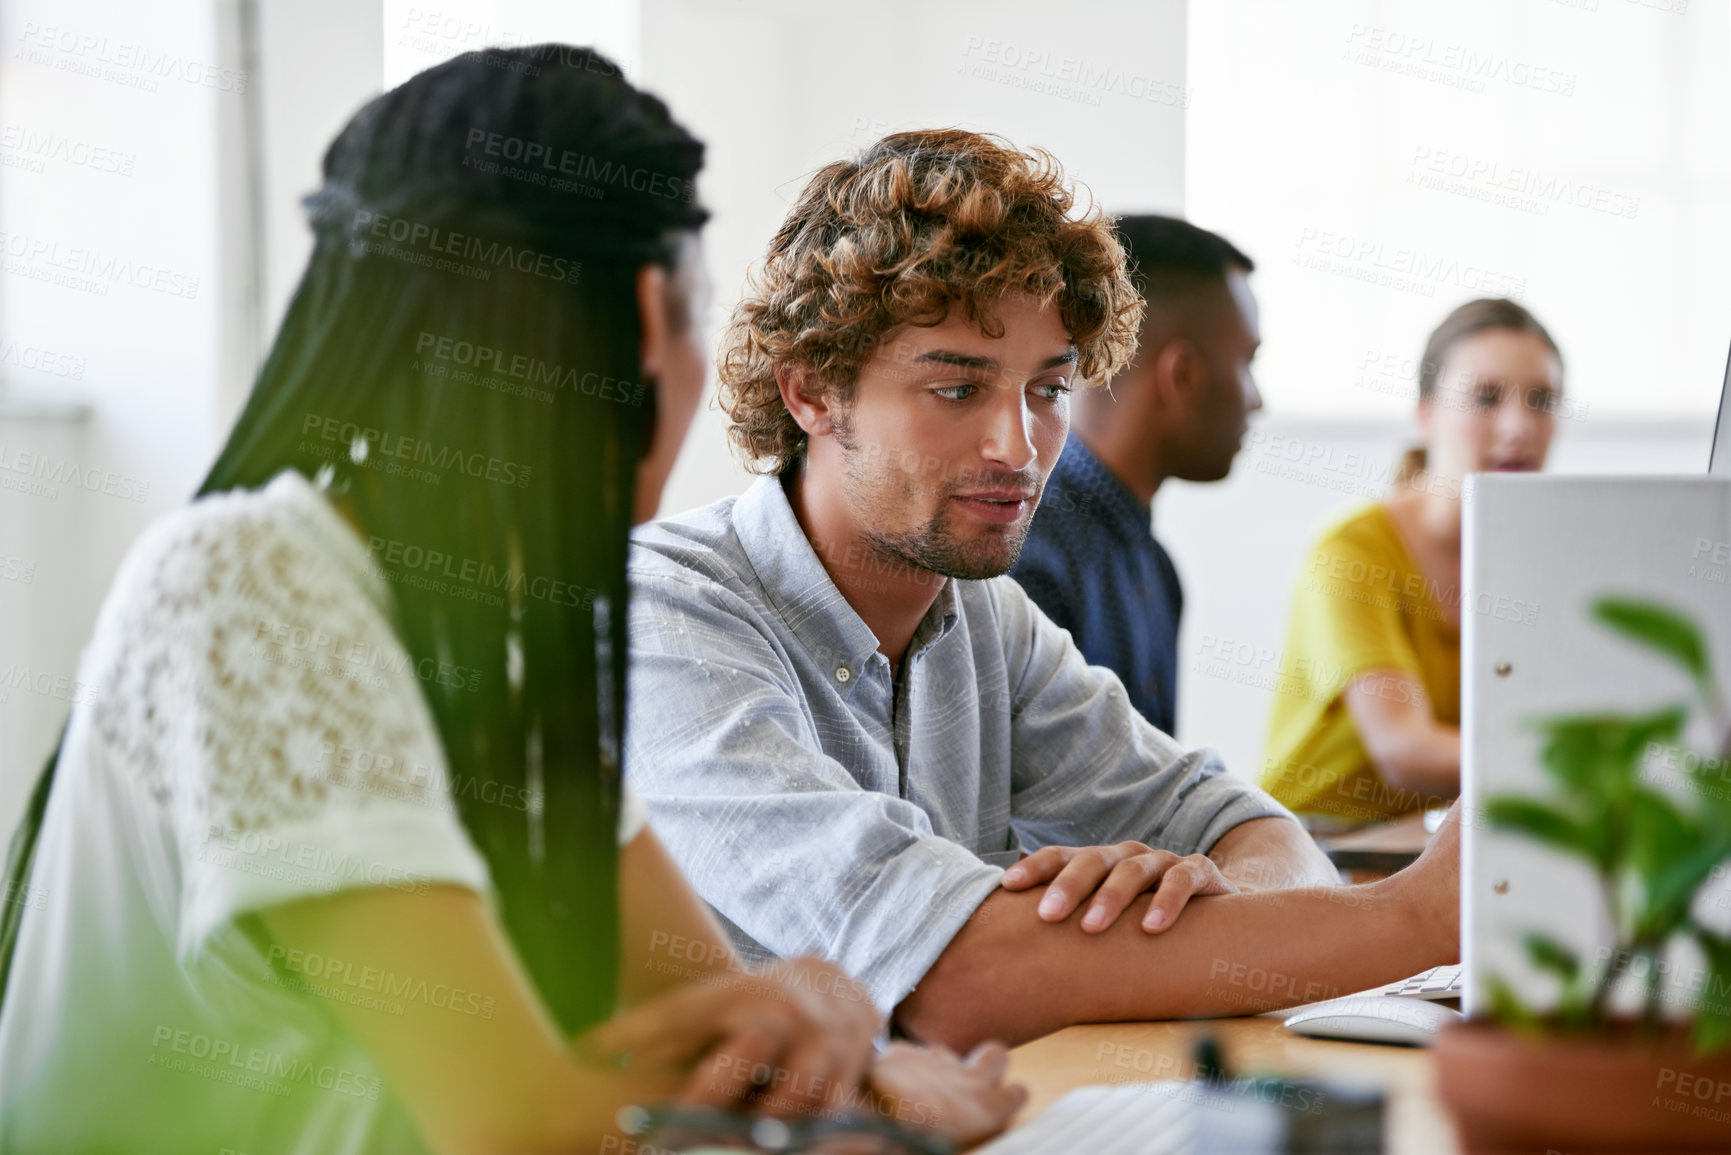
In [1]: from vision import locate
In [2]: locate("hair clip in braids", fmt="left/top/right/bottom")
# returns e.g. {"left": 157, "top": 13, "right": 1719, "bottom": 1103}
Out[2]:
{"left": 301, "top": 181, "right": 374, "bottom": 258}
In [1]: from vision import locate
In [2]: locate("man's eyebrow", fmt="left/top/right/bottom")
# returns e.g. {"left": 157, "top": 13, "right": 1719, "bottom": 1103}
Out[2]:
{"left": 909, "top": 349, "right": 1079, "bottom": 371}
{"left": 912, "top": 350, "right": 996, "bottom": 370}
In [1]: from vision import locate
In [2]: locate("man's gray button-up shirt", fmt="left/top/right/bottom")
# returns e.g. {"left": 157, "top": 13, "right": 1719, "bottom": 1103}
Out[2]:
{"left": 626, "top": 473, "right": 1295, "bottom": 1014}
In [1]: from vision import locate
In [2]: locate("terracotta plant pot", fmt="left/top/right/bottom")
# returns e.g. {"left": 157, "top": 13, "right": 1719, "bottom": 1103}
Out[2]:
{"left": 1437, "top": 1019, "right": 1731, "bottom": 1154}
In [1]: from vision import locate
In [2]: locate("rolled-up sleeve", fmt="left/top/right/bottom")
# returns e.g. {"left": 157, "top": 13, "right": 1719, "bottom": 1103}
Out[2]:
{"left": 992, "top": 580, "right": 1296, "bottom": 855}
{"left": 626, "top": 573, "right": 1003, "bottom": 1014}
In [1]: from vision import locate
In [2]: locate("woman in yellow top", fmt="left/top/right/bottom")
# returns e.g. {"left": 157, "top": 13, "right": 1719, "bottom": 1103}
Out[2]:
{"left": 1261, "top": 298, "right": 1566, "bottom": 825}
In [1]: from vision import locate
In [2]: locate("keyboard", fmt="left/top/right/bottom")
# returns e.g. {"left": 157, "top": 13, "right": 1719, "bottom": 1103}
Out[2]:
{"left": 975, "top": 1077, "right": 1383, "bottom": 1154}
{"left": 1280, "top": 965, "right": 1466, "bottom": 1046}
{"left": 973, "top": 1083, "right": 1199, "bottom": 1155}
{"left": 974, "top": 972, "right": 1455, "bottom": 1153}
{"left": 1371, "top": 963, "right": 1462, "bottom": 1001}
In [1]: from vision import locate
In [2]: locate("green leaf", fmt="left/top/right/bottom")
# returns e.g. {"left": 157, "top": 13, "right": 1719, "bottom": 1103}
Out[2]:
{"left": 1628, "top": 791, "right": 1704, "bottom": 932}
{"left": 1691, "top": 930, "right": 1731, "bottom": 1054}
{"left": 1698, "top": 1015, "right": 1731, "bottom": 1053}
{"left": 1648, "top": 741, "right": 1731, "bottom": 818}
{"left": 1485, "top": 796, "right": 1606, "bottom": 868}
{"left": 1484, "top": 973, "right": 1544, "bottom": 1033}
{"left": 1522, "top": 931, "right": 1581, "bottom": 982}
{"left": 1522, "top": 932, "right": 1594, "bottom": 1028}
{"left": 1529, "top": 708, "right": 1687, "bottom": 799}
{"left": 1641, "top": 833, "right": 1731, "bottom": 941}
{"left": 1557, "top": 979, "right": 1593, "bottom": 1030}
{"left": 1592, "top": 597, "right": 1714, "bottom": 692}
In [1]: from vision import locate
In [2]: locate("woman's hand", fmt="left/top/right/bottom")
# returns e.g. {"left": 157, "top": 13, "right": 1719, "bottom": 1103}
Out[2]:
{"left": 866, "top": 1040, "right": 1028, "bottom": 1148}
{"left": 577, "top": 955, "right": 880, "bottom": 1116}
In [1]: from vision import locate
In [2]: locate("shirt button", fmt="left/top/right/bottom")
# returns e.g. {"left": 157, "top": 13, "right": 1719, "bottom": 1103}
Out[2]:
{"left": 835, "top": 666, "right": 851, "bottom": 683}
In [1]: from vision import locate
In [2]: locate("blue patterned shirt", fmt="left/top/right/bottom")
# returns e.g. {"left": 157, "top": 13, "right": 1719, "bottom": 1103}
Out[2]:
{"left": 1013, "top": 432, "right": 1184, "bottom": 736}
{"left": 625, "top": 473, "right": 1293, "bottom": 1012}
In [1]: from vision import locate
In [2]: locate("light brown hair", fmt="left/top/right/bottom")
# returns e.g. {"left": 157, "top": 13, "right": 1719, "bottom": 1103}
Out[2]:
{"left": 717, "top": 129, "right": 1144, "bottom": 474}
{"left": 1394, "top": 297, "right": 1563, "bottom": 487}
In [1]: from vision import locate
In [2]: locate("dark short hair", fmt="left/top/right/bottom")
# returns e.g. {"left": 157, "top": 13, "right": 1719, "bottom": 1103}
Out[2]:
{"left": 1112, "top": 214, "right": 1254, "bottom": 305}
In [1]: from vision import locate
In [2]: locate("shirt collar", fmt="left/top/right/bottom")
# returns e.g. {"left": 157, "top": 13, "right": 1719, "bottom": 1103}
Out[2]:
{"left": 734, "top": 473, "right": 959, "bottom": 696}
{"left": 1050, "top": 431, "right": 1151, "bottom": 541}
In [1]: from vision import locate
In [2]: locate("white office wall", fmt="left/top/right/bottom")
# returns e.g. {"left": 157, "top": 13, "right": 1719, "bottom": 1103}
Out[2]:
{"left": 383, "top": 0, "right": 641, "bottom": 89}
{"left": 1187, "top": 0, "right": 1731, "bottom": 421}
{"left": 0, "top": 0, "right": 385, "bottom": 840}
{"left": 0, "top": 0, "right": 239, "bottom": 838}
{"left": 254, "top": 1, "right": 386, "bottom": 351}
{"left": 1170, "top": 0, "right": 1731, "bottom": 783}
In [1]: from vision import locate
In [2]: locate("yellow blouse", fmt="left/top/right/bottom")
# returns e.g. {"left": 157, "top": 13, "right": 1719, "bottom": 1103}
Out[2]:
{"left": 1259, "top": 503, "right": 1460, "bottom": 823}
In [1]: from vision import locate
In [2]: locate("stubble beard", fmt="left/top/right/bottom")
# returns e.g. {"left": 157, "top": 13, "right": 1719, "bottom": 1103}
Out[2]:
{"left": 833, "top": 410, "right": 1034, "bottom": 583}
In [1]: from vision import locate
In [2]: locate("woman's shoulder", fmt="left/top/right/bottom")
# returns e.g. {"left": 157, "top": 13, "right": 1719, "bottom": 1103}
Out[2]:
{"left": 81, "top": 471, "right": 388, "bottom": 707}
{"left": 113, "top": 471, "right": 375, "bottom": 624}
{"left": 1308, "top": 501, "right": 1403, "bottom": 560}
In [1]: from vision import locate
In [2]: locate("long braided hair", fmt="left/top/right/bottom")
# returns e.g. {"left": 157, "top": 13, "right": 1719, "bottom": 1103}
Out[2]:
{"left": 0, "top": 45, "right": 707, "bottom": 1036}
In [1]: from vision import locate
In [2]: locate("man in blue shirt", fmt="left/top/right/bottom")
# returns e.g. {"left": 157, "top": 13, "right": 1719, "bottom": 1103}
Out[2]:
{"left": 1013, "top": 216, "right": 1262, "bottom": 737}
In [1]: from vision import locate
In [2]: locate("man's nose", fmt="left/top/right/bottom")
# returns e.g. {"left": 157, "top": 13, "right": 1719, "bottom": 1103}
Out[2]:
{"left": 980, "top": 388, "right": 1038, "bottom": 471}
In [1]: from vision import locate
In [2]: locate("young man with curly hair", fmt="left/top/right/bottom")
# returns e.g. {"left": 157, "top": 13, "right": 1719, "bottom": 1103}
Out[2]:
{"left": 626, "top": 130, "right": 1460, "bottom": 1050}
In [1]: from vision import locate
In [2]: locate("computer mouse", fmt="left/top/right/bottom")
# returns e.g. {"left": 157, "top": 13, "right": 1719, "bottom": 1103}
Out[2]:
{"left": 1283, "top": 996, "right": 1463, "bottom": 1046}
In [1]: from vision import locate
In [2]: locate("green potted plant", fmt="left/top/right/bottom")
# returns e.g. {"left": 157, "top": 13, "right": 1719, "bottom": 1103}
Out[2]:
{"left": 1438, "top": 596, "right": 1731, "bottom": 1154}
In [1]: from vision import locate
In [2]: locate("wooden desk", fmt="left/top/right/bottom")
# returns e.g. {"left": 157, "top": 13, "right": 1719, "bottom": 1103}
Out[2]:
{"left": 1005, "top": 1013, "right": 1461, "bottom": 1153}
{"left": 1315, "top": 811, "right": 1433, "bottom": 879}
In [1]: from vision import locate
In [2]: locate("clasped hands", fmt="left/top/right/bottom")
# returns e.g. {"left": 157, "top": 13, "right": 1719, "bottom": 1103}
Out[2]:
{"left": 1000, "top": 841, "right": 1239, "bottom": 933}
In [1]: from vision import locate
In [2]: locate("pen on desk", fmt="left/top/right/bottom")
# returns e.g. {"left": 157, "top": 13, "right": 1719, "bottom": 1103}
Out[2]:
{"left": 1192, "top": 1033, "right": 1227, "bottom": 1085}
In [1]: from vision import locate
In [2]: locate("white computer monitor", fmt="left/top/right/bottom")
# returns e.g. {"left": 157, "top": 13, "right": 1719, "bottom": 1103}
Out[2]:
{"left": 1462, "top": 475, "right": 1731, "bottom": 1019}
{"left": 1712, "top": 338, "right": 1731, "bottom": 475}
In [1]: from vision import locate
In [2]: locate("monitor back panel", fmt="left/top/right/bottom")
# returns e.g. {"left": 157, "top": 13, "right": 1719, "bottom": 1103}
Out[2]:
{"left": 1463, "top": 474, "right": 1731, "bottom": 1018}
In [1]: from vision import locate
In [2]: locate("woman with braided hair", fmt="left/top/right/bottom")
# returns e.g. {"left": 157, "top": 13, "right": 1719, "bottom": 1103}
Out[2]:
{"left": 0, "top": 46, "right": 1021, "bottom": 1153}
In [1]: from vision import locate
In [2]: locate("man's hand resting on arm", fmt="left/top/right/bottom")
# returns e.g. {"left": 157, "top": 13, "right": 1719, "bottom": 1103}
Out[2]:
{"left": 998, "top": 816, "right": 1339, "bottom": 933}
{"left": 899, "top": 806, "right": 1460, "bottom": 1052}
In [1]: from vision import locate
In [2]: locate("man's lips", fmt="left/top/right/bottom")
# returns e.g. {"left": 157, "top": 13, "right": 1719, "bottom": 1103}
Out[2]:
{"left": 951, "top": 491, "right": 1036, "bottom": 523}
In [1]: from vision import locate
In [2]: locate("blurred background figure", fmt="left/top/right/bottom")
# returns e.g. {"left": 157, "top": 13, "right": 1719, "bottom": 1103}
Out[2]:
{"left": 1260, "top": 299, "right": 1565, "bottom": 827}
{"left": 1012, "top": 215, "right": 1261, "bottom": 737}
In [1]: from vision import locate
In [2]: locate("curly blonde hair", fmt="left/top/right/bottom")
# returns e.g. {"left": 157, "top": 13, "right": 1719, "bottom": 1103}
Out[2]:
{"left": 717, "top": 129, "right": 1144, "bottom": 474}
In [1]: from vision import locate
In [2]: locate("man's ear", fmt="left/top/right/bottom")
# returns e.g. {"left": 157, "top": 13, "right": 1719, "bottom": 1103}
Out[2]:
{"left": 1150, "top": 338, "right": 1205, "bottom": 415}
{"left": 775, "top": 363, "right": 837, "bottom": 437}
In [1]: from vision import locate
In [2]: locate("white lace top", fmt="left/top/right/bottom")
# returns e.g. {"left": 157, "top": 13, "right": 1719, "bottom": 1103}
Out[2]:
{"left": 0, "top": 470, "right": 644, "bottom": 1152}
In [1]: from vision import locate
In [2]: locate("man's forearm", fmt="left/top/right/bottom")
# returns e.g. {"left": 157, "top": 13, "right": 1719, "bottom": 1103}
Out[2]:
{"left": 1206, "top": 815, "right": 1340, "bottom": 892}
{"left": 893, "top": 871, "right": 1450, "bottom": 1052}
